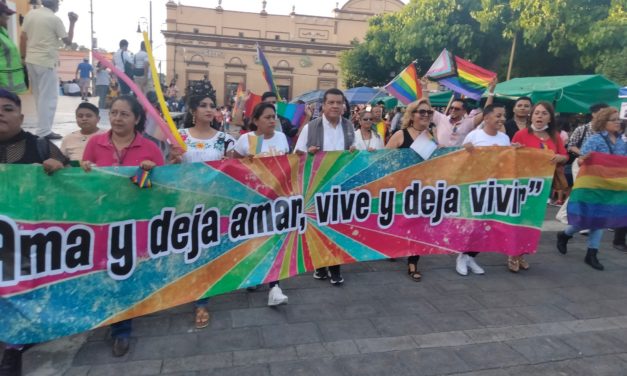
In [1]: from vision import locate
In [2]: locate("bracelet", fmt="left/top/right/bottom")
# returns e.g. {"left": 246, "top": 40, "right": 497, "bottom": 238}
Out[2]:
{"left": 488, "top": 93, "right": 495, "bottom": 97}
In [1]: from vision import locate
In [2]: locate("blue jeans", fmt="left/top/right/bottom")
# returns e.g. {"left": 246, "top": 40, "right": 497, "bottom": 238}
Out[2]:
{"left": 564, "top": 225, "right": 604, "bottom": 249}
{"left": 111, "top": 319, "right": 132, "bottom": 339}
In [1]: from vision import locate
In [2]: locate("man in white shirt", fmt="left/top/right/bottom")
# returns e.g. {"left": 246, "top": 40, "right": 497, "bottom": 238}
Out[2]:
{"left": 455, "top": 103, "right": 510, "bottom": 276}
{"left": 294, "top": 88, "right": 355, "bottom": 285}
{"left": 432, "top": 80, "right": 497, "bottom": 147}
{"left": 113, "top": 39, "right": 133, "bottom": 95}
{"left": 20, "top": 0, "right": 78, "bottom": 139}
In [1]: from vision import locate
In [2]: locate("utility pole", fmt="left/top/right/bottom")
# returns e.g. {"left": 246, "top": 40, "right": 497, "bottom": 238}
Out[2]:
{"left": 149, "top": 0, "right": 153, "bottom": 43}
{"left": 89, "top": 0, "right": 94, "bottom": 63}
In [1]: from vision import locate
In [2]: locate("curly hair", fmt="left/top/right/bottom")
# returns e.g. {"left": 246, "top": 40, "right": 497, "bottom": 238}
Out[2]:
{"left": 401, "top": 98, "right": 431, "bottom": 129}
{"left": 591, "top": 107, "right": 618, "bottom": 132}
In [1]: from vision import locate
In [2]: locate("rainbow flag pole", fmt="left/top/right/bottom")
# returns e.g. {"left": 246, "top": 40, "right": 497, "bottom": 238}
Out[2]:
{"left": 384, "top": 61, "right": 422, "bottom": 105}
{"left": 256, "top": 43, "right": 281, "bottom": 100}
{"left": 426, "top": 49, "right": 496, "bottom": 100}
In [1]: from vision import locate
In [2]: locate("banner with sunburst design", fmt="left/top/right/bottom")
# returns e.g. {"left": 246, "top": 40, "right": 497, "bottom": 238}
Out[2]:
{"left": 0, "top": 147, "right": 554, "bottom": 343}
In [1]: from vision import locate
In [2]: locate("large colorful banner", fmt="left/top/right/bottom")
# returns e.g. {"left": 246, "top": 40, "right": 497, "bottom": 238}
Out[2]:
{"left": 568, "top": 152, "right": 627, "bottom": 229}
{"left": 0, "top": 148, "right": 554, "bottom": 343}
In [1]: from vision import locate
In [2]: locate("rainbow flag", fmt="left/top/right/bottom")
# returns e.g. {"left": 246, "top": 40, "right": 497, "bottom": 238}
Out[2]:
{"left": 384, "top": 62, "right": 422, "bottom": 105}
{"left": 276, "top": 102, "right": 305, "bottom": 126}
{"left": 256, "top": 44, "right": 281, "bottom": 100}
{"left": 567, "top": 152, "right": 627, "bottom": 229}
{"left": 244, "top": 92, "right": 262, "bottom": 117}
{"left": 426, "top": 49, "right": 496, "bottom": 100}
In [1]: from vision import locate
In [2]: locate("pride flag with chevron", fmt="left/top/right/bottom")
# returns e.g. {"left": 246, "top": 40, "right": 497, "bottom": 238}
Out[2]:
{"left": 384, "top": 62, "right": 422, "bottom": 105}
{"left": 425, "top": 49, "right": 496, "bottom": 100}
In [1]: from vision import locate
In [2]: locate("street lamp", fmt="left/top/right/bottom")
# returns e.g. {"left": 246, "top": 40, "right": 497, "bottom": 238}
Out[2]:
{"left": 136, "top": 0, "right": 153, "bottom": 42}
{"left": 137, "top": 17, "right": 148, "bottom": 34}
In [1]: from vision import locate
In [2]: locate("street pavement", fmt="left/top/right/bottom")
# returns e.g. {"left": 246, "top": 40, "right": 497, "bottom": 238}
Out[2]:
{"left": 13, "top": 95, "right": 627, "bottom": 375}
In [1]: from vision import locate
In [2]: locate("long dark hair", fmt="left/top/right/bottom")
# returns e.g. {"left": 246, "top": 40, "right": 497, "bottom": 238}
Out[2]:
{"left": 183, "top": 94, "right": 216, "bottom": 129}
{"left": 528, "top": 101, "right": 557, "bottom": 142}
{"left": 110, "top": 95, "right": 146, "bottom": 133}
{"left": 248, "top": 102, "right": 276, "bottom": 132}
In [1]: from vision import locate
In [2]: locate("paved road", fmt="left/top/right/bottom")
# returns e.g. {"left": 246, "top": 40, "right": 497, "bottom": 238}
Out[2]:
{"left": 18, "top": 206, "right": 627, "bottom": 376}
{"left": 13, "top": 95, "right": 627, "bottom": 375}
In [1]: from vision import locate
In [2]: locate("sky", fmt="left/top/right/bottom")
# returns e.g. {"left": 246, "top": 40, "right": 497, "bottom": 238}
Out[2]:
{"left": 56, "top": 0, "right": 408, "bottom": 69}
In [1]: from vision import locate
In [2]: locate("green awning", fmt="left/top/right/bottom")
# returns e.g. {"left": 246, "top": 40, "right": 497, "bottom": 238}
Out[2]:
{"left": 490, "top": 75, "right": 622, "bottom": 113}
{"left": 369, "top": 95, "right": 398, "bottom": 110}
{"left": 429, "top": 91, "right": 455, "bottom": 107}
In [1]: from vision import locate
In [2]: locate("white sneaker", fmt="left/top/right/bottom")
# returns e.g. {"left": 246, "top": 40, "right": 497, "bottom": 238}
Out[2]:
{"left": 466, "top": 256, "right": 485, "bottom": 275}
{"left": 267, "top": 285, "right": 288, "bottom": 306}
{"left": 455, "top": 254, "right": 468, "bottom": 276}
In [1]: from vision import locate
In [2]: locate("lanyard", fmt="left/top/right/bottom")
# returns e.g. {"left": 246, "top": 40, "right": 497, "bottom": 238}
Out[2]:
{"left": 110, "top": 133, "right": 135, "bottom": 166}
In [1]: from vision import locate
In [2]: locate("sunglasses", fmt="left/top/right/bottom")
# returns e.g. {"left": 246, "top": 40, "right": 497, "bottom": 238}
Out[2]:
{"left": 361, "top": 118, "right": 373, "bottom": 121}
{"left": 450, "top": 107, "right": 463, "bottom": 111}
{"left": 412, "top": 109, "right": 434, "bottom": 116}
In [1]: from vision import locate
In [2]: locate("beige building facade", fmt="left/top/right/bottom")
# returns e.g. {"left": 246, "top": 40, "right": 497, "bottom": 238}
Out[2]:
{"left": 164, "top": 0, "right": 404, "bottom": 105}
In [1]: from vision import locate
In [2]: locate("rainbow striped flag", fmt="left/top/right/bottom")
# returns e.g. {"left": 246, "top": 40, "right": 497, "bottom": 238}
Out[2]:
{"left": 256, "top": 44, "right": 281, "bottom": 100}
{"left": 567, "top": 153, "right": 627, "bottom": 229}
{"left": 276, "top": 102, "right": 305, "bottom": 126}
{"left": 384, "top": 62, "right": 422, "bottom": 105}
{"left": 426, "top": 49, "right": 496, "bottom": 100}
{"left": 244, "top": 92, "right": 262, "bottom": 117}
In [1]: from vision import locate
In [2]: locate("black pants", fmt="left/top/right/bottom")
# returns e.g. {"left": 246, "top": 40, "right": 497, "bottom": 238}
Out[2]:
{"left": 614, "top": 227, "right": 627, "bottom": 246}
{"left": 269, "top": 281, "right": 279, "bottom": 288}
{"left": 407, "top": 255, "right": 420, "bottom": 265}
{"left": 465, "top": 252, "right": 479, "bottom": 257}
{"left": 315, "top": 265, "right": 341, "bottom": 277}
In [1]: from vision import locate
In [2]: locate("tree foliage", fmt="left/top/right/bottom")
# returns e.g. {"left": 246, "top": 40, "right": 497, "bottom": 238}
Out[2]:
{"left": 340, "top": 0, "right": 627, "bottom": 86}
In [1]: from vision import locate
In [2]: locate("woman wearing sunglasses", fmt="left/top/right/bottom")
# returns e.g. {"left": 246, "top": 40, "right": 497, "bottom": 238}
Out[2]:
{"left": 354, "top": 110, "right": 384, "bottom": 151}
{"left": 386, "top": 98, "right": 436, "bottom": 281}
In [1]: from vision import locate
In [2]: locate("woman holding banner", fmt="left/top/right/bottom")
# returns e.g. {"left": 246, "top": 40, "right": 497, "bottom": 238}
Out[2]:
{"left": 386, "top": 98, "right": 436, "bottom": 281}
{"left": 557, "top": 107, "right": 626, "bottom": 270}
{"left": 233, "top": 102, "right": 290, "bottom": 306}
{"left": 81, "top": 95, "right": 164, "bottom": 357}
{"left": 175, "top": 95, "right": 235, "bottom": 163}
{"left": 512, "top": 101, "right": 568, "bottom": 273}
{"left": 170, "top": 94, "right": 235, "bottom": 329}
{"left": 354, "top": 110, "right": 384, "bottom": 151}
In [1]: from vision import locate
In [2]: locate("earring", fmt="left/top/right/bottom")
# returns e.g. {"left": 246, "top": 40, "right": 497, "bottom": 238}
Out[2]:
{"left": 192, "top": 113, "right": 196, "bottom": 126}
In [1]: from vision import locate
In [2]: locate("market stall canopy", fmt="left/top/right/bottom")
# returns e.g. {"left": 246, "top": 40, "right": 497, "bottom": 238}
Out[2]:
{"left": 345, "top": 87, "right": 387, "bottom": 105}
{"left": 491, "top": 75, "right": 622, "bottom": 113}
{"left": 428, "top": 91, "right": 455, "bottom": 107}
{"left": 290, "top": 89, "right": 325, "bottom": 104}
{"left": 369, "top": 95, "right": 398, "bottom": 110}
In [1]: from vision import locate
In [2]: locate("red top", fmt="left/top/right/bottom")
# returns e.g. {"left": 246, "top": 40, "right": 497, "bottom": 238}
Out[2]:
{"left": 512, "top": 129, "right": 567, "bottom": 155}
{"left": 82, "top": 130, "right": 165, "bottom": 167}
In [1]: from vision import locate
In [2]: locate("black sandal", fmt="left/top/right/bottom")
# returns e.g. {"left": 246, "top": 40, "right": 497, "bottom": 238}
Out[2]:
{"left": 407, "top": 263, "right": 422, "bottom": 282}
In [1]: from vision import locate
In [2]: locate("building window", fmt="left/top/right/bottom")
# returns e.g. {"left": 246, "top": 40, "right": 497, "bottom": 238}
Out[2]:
{"left": 277, "top": 85, "right": 290, "bottom": 101}
{"left": 275, "top": 35, "right": 280, "bottom": 40}
{"left": 193, "top": 28, "right": 199, "bottom": 34}
{"left": 224, "top": 73, "right": 246, "bottom": 106}
{"left": 238, "top": 32, "right": 244, "bottom": 37}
